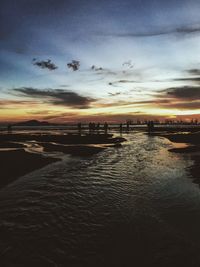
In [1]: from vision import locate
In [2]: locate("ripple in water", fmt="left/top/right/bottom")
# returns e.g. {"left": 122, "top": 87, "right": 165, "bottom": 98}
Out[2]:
{"left": 0, "top": 133, "right": 200, "bottom": 266}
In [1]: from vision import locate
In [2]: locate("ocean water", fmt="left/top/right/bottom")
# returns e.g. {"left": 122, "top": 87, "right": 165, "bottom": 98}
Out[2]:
{"left": 0, "top": 132, "right": 200, "bottom": 267}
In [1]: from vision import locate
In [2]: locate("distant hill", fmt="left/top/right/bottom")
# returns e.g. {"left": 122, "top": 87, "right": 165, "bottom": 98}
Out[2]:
{"left": 14, "top": 120, "right": 52, "bottom": 126}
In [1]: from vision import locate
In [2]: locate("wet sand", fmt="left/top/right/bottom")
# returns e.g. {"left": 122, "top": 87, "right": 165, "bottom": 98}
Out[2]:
{"left": 0, "top": 133, "right": 126, "bottom": 144}
{"left": 41, "top": 142, "right": 106, "bottom": 156}
{"left": 0, "top": 149, "right": 60, "bottom": 189}
{"left": 162, "top": 131, "right": 200, "bottom": 145}
{"left": 0, "top": 142, "right": 25, "bottom": 148}
{"left": 156, "top": 131, "right": 200, "bottom": 184}
{"left": 0, "top": 133, "right": 126, "bottom": 189}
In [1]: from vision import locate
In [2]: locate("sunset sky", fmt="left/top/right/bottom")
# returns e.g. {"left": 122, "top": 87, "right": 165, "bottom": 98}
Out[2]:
{"left": 0, "top": 0, "right": 200, "bottom": 123}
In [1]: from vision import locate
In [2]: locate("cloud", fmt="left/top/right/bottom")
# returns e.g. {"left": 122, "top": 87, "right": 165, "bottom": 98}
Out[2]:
{"left": 42, "top": 112, "right": 78, "bottom": 120}
{"left": 67, "top": 60, "right": 80, "bottom": 71}
{"left": 97, "top": 24, "right": 200, "bottom": 38}
{"left": 108, "top": 79, "right": 140, "bottom": 86}
{"left": 0, "top": 99, "right": 38, "bottom": 109}
{"left": 122, "top": 60, "right": 134, "bottom": 69}
{"left": 173, "top": 77, "right": 200, "bottom": 83}
{"left": 108, "top": 92, "right": 122, "bottom": 96}
{"left": 142, "top": 86, "right": 200, "bottom": 110}
{"left": 91, "top": 65, "right": 103, "bottom": 71}
{"left": 90, "top": 66, "right": 117, "bottom": 76}
{"left": 13, "top": 87, "right": 96, "bottom": 109}
{"left": 32, "top": 59, "right": 58, "bottom": 70}
{"left": 187, "top": 69, "right": 200, "bottom": 75}
{"left": 103, "top": 86, "right": 200, "bottom": 111}
{"left": 164, "top": 101, "right": 200, "bottom": 110}
{"left": 162, "top": 86, "right": 200, "bottom": 99}
{"left": 59, "top": 84, "right": 70, "bottom": 88}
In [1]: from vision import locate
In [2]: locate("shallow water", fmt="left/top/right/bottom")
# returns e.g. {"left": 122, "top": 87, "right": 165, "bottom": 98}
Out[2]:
{"left": 0, "top": 132, "right": 200, "bottom": 267}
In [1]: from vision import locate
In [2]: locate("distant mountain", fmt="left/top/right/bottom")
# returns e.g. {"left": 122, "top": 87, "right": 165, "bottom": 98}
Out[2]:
{"left": 14, "top": 120, "right": 52, "bottom": 126}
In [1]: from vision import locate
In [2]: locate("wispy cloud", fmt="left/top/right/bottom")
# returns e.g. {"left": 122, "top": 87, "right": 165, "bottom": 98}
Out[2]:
{"left": 97, "top": 24, "right": 200, "bottom": 38}
{"left": 108, "top": 79, "right": 140, "bottom": 86}
{"left": 13, "top": 87, "right": 96, "bottom": 109}
{"left": 0, "top": 99, "right": 38, "bottom": 109}
{"left": 108, "top": 92, "right": 122, "bottom": 96}
{"left": 172, "top": 77, "right": 200, "bottom": 83}
{"left": 32, "top": 59, "right": 58, "bottom": 70}
{"left": 103, "top": 86, "right": 200, "bottom": 111}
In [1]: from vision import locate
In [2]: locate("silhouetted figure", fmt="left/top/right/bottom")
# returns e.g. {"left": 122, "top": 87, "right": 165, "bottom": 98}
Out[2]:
{"left": 147, "top": 121, "right": 154, "bottom": 132}
{"left": 104, "top": 122, "right": 108, "bottom": 134}
{"left": 77, "top": 122, "right": 82, "bottom": 135}
{"left": 126, "top": 121, "right": 130, "bottom": 132}
{"left": 7, "top": 124, "right": 12, "bottom": 133}
{"left": 89, "top": 122, "right": 92, "bottom": 134}
{"left": 119, "top": 123, "right": 123, "bottom": 133}
{"left": 92, "top": 123, "right": 96, "bottom": 132}
{"left": 96, "top": 123, "right": 100, "bottom": 133}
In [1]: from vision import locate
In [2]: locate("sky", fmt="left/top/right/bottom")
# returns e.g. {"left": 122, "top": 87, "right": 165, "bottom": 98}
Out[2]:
{"left": 0, "top": 0, "right": 200, "bottom": 123}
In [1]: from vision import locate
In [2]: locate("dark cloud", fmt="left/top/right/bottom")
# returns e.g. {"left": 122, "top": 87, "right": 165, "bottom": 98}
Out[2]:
{"left": 173, "top": 77, "right": 200, "bottom": 83}
{"left": 91, "top": 65, "right": 103, "bottom": 71}
{"left": 162, "top": 86, "right": 200, "bottom": 100}
{"left": 187, "top": 69, "right": 200, "bottom": 75}
{"left": 144, "top": 86, "right": 200, "bottom": 110}
{"left": 118, "top": 80, "right": 138, "bottom": 83}
{"left": 32, "top": 59, "right": 58, "bottom": 70}
{"left": 109, "top": 79, "right": 139, "bottom": 86}
{"left": 67, "top": 60, "right": 80, "bottom": 71}
{"left": 108, "top": 92, "right": 122, "bottom": 96}
{"left": 13, "top": 87, "right": 96, "bottom": 109}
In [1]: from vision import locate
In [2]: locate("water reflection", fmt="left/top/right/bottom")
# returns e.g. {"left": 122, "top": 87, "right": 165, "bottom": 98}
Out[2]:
{"left": 0, "top": 133, "right": 200, "bottom": 266}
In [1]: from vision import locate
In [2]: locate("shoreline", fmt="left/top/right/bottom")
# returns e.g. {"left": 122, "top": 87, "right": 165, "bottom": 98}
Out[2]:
{"left": 153, "top": 131, "right": 200, "bottom": 184}
{"left": 0, "top": 133, "right": 126, "bottom": 189}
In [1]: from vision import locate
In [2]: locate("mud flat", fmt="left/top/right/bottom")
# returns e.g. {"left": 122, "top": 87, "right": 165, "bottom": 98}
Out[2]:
{"left": 155, "top": 131, "right": 200, "bottom": 184}
{"left": 0, "top": 149, "right": 59, "bottom": 189}
{"left": 0, "top": 133, "right": 126, "bottom": 189}
{"left": 0, "top": 133, "right": 126, "bottom": 145}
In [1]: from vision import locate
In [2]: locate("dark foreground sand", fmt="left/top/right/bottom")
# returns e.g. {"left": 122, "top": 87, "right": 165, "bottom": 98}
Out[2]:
{"left": 0, "top": 133, "right": 126, "bottom": 189}
{"left": 41, "top": 142, "right": 107, "bottom": 156}
{"left": 0, "top": 149, "right": 59, "bottom": 189}
{"left": 0, "top": 133, "right": 125, "bottom": 144}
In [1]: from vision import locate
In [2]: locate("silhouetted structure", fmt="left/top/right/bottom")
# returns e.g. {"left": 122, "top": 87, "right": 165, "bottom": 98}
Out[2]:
{"left": 77, "top": 123, "right": 82, "bottom": 135}
{"left": 104, "top": 122, "right": 108, "bottom": 134}
{"left": 7, "top": 124, "right": 12, "bottom": 133}
{"left": 96, "top": 123, "right": 100, "bottom": 133}
{"left": 89, "top": 122, "right": 96, "bottom": 134}
{"left": 126, "top": 121, "right": 130, "bottom": 132}
{"left": 89, "top": 122, "right": 92, "bottom": 134}
{"left": 119, "top": 123, "right": 123, "bottom": 133}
